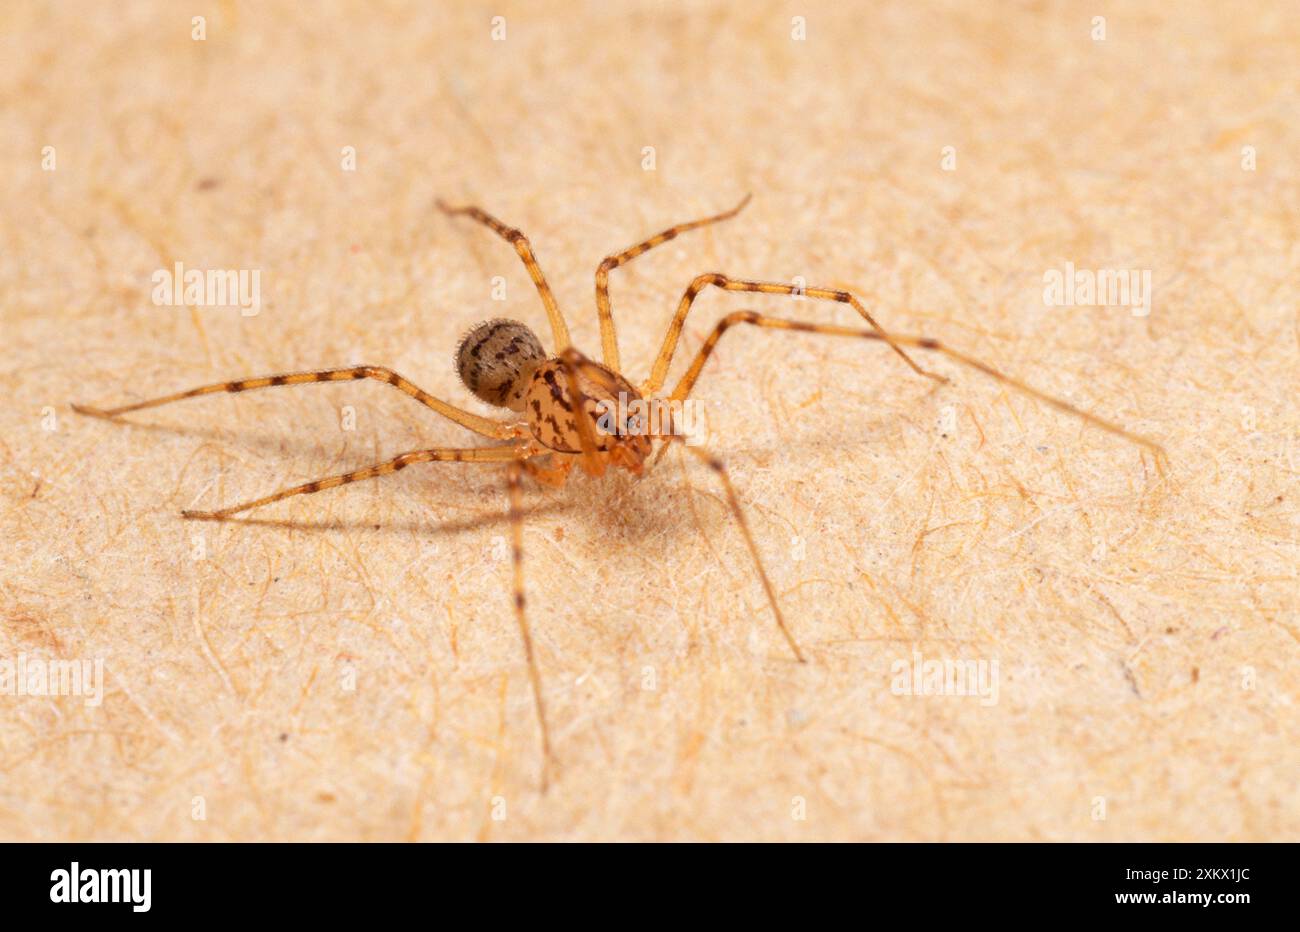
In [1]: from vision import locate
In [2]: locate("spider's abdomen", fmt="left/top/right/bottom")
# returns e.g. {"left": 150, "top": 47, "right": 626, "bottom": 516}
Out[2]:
{"left": 524, "top": 358, "right": 644, "bottom": 454}
{"left": 456, "top": 318, "right": 547, "bottom": 411}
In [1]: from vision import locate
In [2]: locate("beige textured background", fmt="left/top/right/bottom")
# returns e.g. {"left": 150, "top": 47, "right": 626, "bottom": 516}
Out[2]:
{"left": 1, "top": 1, "right": 1296, "bottom": 840}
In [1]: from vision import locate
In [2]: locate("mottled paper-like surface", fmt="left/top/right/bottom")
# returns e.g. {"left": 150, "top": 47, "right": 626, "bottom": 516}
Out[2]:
{"left": 0, "top": 1, "right": 1295, "bottom": 839}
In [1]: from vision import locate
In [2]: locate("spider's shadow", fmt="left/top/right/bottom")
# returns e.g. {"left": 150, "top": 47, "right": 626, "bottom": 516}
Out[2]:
{"left": 97, "top": 411, "right": 853, "bottom": 544}
{"left": 85, "top": 409, "right": 458, "bottom": 461}
{"left": 206, "top": 463, "right": 699, "bottom": 543}
{"left": 217, "top": 498, "right": 576, "bottom": 537}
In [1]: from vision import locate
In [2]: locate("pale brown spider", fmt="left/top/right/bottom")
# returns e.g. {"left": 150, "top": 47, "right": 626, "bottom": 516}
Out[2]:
{"left": 73, "top": 195, "right": 1164, "bottom": 790}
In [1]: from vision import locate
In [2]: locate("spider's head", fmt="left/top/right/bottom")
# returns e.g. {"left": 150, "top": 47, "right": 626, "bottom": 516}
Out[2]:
{"left": 522, "top": 352, "right": 655, "bottom": 475}
{"left": 456, "top": 318, "right": 547, "bottom": 411}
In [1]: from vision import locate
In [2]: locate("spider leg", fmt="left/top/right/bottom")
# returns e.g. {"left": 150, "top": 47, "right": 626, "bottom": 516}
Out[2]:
{"left": 643, "top": 273, "right": 947, "bottom": 393}
{"left": 181, "top": 445, "right": 526, "bottom": 519}
{"left": 677, "top": 442, "right": 806, "bottom": 662}
{"left": 436, "top": 199, "right": 571, "bottom": 351}
{"left": 595, "top": 194, "right": 751, "bottom": 372}
{"left": 507, "top": 458, "right": 553, "bottom": 792}
{"left": 72, "top": 365, "right": 518, "bottom": 440}
{"left": 556, "top": 347, "right": 619, "bottom": 477}
{"left": 670, "top": 311, "right": 1166, "bottom": 463}
{"left": 523, "top": 454, "right": 574, "bottom": 488}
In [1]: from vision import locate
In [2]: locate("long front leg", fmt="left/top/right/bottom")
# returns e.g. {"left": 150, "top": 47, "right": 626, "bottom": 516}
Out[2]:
{"left": 594, "top": 194, "right": 751, "bottom": 372}
{"left": 436, "top": 199, "right": 571, "bottom": 351}
{"left": 670, "top": 310, "right": 1166, "bottom": 462}
{"left": 181, "top": 445, "right": 526, "bottom": 520}
{"left": 72, "top": 365, "right": 518, "bottom": 440}
{"left": 643, "top": 273, "right": 947, "bottom": 392}
{"left": 506, "top": 458, "right": 553, "bottom": 792}
{"left": 679, "top": 442, "right": 806, "bottom": 663}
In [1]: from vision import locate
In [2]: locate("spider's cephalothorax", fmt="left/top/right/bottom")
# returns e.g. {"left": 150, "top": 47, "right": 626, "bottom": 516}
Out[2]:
{"left": 457, "top": 318, "right": 654, "bottom": 475}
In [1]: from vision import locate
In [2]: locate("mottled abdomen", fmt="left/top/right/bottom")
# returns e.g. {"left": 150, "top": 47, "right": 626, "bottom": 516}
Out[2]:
{"left": 456, "top": 318, "right": 547, "bottom": 411}
{"left": 523, "top": 358, "right": 645, "bottom": 453}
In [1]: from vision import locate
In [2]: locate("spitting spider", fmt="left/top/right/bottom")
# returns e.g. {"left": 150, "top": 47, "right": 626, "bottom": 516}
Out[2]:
{"left": 74, "top": 195, "right": 1163, "bottom": 789}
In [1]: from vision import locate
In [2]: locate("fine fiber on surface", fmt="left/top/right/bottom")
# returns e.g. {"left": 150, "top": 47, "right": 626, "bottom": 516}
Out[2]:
{"left": 0, "top": 0, "right": 1295, "bottom": 840}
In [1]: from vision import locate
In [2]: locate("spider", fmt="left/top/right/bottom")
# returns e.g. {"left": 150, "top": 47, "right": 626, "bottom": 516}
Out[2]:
{"left": 73, "top": 195, "right": 1164, "bottom": 790}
